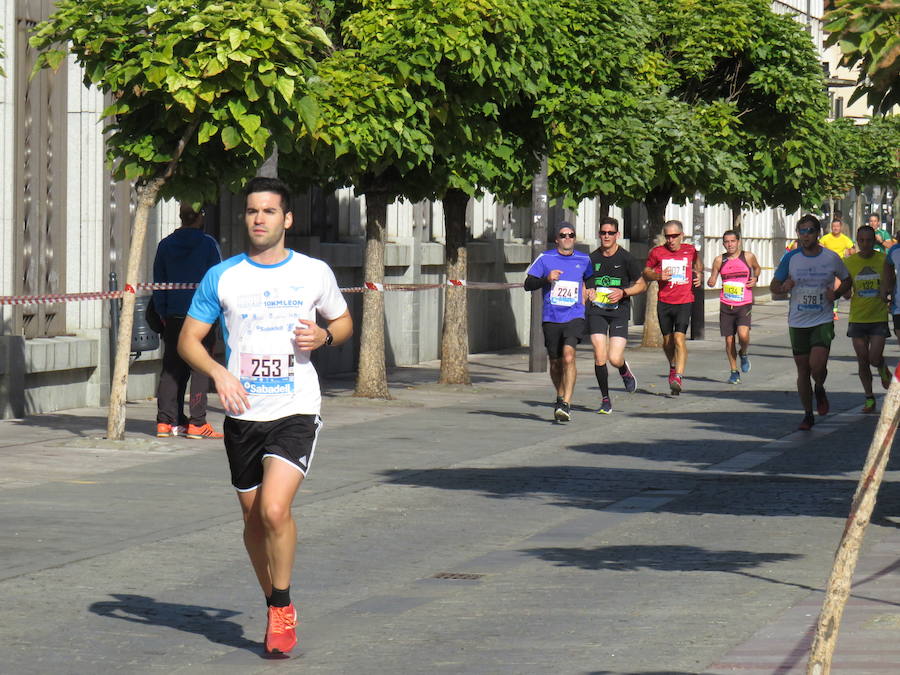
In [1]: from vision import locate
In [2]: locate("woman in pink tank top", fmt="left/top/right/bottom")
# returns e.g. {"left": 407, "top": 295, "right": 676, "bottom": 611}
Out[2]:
{"left": 707, "top": 230, "right": 762, "bottom": 383}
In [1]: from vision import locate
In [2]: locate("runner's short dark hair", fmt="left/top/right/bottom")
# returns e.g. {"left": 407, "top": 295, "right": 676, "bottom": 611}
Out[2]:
{"left": 856, "top": 225, "right": 875, "bottom": 237}
{"left": 599, "top": 216, "right": 619, "bottom": 231}
{"left": 796, "top": 214, "right": 820, "bottom": 232}
{"left": 722, "top": 229, "right": 740, "bottom": 240}
{"left": 244, "top": 176, "right": 292, "bottom": 213}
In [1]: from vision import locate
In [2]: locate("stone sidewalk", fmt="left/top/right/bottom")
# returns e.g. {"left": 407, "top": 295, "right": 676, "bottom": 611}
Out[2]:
{"left": 1, "top": 299, "right": 900, "bottom": 674}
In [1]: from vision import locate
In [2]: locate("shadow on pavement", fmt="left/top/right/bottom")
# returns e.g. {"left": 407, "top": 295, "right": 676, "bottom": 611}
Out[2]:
{"left": 527, "top": 544, "right": 900, "bottom": 610}
{"left": 380, "top": 464, "right": 900, "bottom": 521}
{"left": 89, "top": 593, "right": 259, "bottom": 653}
{"left": 527, "top": 543, "right": 799, "bottom": 572}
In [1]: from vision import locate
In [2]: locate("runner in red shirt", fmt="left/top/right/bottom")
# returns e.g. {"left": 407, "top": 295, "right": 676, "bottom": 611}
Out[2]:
{"left": 643, "top": 220, "right": 703, "bottom": 394}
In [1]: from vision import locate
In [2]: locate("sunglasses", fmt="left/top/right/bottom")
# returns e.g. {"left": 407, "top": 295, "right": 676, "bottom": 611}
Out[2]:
{"left": 558, "top": 232, "right": 576, "bottom": 239}
{"left": 797, "top": 227, "right": 818, "bottom": 235}
{"left": 599, "top": 230, "right": 617, "bottom": 236}
{"left": 664, "top": 233, "right": 681, "bottom": 239}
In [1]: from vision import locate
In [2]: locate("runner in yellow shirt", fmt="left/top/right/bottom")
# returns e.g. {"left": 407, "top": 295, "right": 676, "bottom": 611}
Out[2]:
{"left": 843, "top": 225, "right": 891, "bottom": 413}
{"left": 820, "top": 218, "right": 856, "bottom": 319}
{"left": 820, "top": 218, "right": 856, "bottom": 257}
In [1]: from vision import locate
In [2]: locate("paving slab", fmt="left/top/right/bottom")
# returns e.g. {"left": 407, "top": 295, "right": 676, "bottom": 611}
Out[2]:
{"left": 1, "top": 299, "right": 900, "bottom": 674}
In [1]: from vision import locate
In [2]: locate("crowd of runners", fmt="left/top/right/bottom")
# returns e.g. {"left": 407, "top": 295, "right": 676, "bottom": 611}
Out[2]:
{"left": 160, "top": 177, "right": 896, "bottom": 657}
{"left": 525, "top": 213, "right": 900, "bottom": 431}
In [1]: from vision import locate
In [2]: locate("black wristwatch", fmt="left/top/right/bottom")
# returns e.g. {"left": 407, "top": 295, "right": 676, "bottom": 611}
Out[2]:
{"left": 323, "top": 328, "right": 334, "bottom": 346}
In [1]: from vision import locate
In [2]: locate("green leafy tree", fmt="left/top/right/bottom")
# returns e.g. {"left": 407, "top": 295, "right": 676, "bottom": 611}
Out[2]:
{"left": 700, "top": 8, "right": 833, "bottom": 227}
{"left": 540, "top": 0, "right": 659, "bottom": 210}
{"left": 825, "top": 0, "right": 900, "bottom": 115}
{"left": 854, "top": 114, "right": 900, "bottom": 223}
{"left": 286, "top": 0, "right": 551, "bottom": 391}
{"left": 820, "top": 118, "right": 862, "bottom": 215}
{"left": 31, "top": 0, "right": 330, "bottom": 438}
{"left": 627, "top": 0, "right": 830, "bottom": 347}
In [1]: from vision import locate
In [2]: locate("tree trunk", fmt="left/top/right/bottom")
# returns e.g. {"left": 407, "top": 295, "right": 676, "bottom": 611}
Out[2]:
{"left": 729, "top": 198, "right": 743, "bottom": 237}
{"left": 107, "top": 178, "right": 165, "bottom": 439}
{"left": 529, "top": 156, "right": 549, "bottom": 373}
{"left": 597, "top": 200, "right": 610, "bottom": 226}
{"left": 893, "top": 192, "right": 900, "bottom": 231}
{"left": 807, "top": 374, "right": 900, "bottom": 674}
{"left": 641, "top": 190, "right": 669, "bottom": 349}
{"left": 106, "top": 121, "right": 197, "bottom": 440}
{"left": 854, "top": 185, "right": 864, "bottom": 228}
{"left": 355, "top": 190, "right": 391, "bottom": 399}
{"left": 439, "top": 188, "right": 470, "bottom": 385}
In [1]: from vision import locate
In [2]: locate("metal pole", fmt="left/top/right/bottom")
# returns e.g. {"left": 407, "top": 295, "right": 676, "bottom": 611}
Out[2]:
{"left": 108, "top": 271, "right": 119, "bottom": 384}
{"left": 690, "top": 192, "right": 705, "bottom": 340}
{"left": 529, "top": 156, "right": 549, "bottom": 373}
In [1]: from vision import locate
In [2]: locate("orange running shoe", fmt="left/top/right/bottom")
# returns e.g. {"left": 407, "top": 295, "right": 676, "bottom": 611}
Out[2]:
{"left": 157, "top": 423, "right": 187, "bottom": 437}
{"left": 185, "top": 423, "right": 223, "bottom": 439}
{"left": 265, "top": 603, "right": 298, "bottom": 654}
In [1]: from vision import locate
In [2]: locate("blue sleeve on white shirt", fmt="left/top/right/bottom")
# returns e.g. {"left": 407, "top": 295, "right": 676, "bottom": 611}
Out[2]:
{"left": 773, "top": 249, "right": 796, "bottom": 282}
{"left": 188, "top": 255, "right": 243, "bottom": 324}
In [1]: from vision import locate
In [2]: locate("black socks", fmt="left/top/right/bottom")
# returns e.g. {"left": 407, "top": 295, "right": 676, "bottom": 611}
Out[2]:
{"left": 268, "top": 586, "right": 291, "bottom": 608}
{"left": 595, "top": 364, "right": 609, "bottom": 398}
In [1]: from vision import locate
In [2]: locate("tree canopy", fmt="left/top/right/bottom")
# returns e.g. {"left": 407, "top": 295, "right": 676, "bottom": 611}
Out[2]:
{"left": 31, "top": 0, "right": 331, "bottom": 205}
{"left": 640, "top": 0, "right": 831, "bottom": 216}
{"left": 825, "top": 0, "right": 900, "bottom": 115}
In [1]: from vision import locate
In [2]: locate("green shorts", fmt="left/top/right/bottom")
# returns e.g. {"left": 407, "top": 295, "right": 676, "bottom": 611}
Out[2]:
{"left": 789, "top": 323, "right": 835, "bottom": 356}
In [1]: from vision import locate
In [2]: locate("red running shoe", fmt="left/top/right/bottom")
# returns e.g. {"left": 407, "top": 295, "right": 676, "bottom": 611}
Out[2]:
{"left": 185, "top": 423, "right": 223, "bottom": 439}
{"left": 265, "top": 603, "right": 297, "bottom": 654}
{"left": 797, "top": 413, "right": 815, "bottom": 431}
{"left": 669, "top": 373, "right": 683, "bottom": 395}
{"left": 156, "top": 423, "right": 186, "bottom": 437}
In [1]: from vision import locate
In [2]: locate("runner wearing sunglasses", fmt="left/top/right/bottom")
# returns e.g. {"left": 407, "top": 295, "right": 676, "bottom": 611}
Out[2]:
{"left": 524, "top": 222, "right": 593, "bottom": 421}
{"left": 771, "top": 214, "right": 851, "bottom": 430}
{"left": 643, "top": 220, "right": 702, "bottom": 395}
{"left": 584, "top": 217, "right": 646, "bottom": 414}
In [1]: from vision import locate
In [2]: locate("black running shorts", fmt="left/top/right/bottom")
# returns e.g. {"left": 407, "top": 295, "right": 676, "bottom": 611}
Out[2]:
{"left": 657, "top": 301, "right": 692, "bottom": 336}
{"left": 542, "top": 318, "right": 586, "bottom": 359}
{"left": 223, "top": 414, "right": 322, "bottom": 492}
{"left": 587, "top": 313, "right": 628, "bottom": 339}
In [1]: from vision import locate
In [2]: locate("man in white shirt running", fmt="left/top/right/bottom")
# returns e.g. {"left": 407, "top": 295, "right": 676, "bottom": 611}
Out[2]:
{"left": 771, "top": 214, "right": 850, "bottom": 431}
{"left": 179, "top": 176, "right": 353, "bottom": 655}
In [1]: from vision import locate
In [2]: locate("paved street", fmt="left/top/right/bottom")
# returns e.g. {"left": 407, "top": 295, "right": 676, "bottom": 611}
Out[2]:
{"left": 2, "top": 299, "right": 900, "bottom": 674}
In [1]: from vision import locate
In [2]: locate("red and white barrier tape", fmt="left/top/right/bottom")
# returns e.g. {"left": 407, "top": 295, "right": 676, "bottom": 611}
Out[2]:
{"left": 0, "top": 280, "right": 522, "bottom": 306}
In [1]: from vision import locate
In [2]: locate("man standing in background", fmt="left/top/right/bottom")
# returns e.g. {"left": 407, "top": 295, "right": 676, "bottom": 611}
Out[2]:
{"left": 153, "top": 204, "right": 223, "bottom": 439}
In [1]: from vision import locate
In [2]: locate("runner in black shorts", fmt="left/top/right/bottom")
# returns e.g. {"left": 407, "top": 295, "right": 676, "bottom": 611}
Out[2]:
{"left": 585, "top": 217, "right": 646, "bottom": 414}
{"left": 643, "top": 221, "right": 703, "bottom": 395}
{"left": 179, "top": 177, "right": 353, "bottom": 655}
{"left": 525, "top": 222, "right": 593, "bottom": 421}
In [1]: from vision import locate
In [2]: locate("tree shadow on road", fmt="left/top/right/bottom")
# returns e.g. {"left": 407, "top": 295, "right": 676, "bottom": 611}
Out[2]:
{"left": 379, "top": 463, "right": 900, "bottom": 522}
{"left": 529, "top": 543, "right": 799, "bottom": 572}
{"left": 525, "top": 543, "right": 900, "bottom": 610}
{"left": 89, "top": 593, "right": 263, "bottom": 654}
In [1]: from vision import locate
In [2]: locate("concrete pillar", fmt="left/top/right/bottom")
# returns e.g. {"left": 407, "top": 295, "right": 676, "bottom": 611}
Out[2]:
{"left": 0, "top": 336, "right": 26, "bottom": 418}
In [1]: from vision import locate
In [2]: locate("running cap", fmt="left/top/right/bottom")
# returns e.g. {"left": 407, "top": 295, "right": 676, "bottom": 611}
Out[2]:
{"left": 556, "top": 221, "right": 575, "bottom": 238}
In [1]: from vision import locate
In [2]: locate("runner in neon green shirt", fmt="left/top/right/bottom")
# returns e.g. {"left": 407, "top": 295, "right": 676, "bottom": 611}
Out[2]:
{"left": 843, "top": 225, "right": 891, "bottom": 413}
